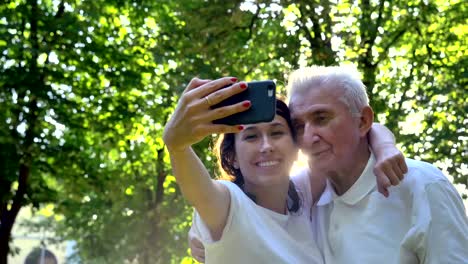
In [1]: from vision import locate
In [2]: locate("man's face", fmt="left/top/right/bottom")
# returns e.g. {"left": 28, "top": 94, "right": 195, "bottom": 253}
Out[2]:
{"left": 289, "top": 85, "right": 363, "bottom": 174}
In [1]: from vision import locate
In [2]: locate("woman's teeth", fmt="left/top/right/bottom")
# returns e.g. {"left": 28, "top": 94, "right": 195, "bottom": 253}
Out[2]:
{"left": 257, "top": 161, "right": 279, "bottom": 167}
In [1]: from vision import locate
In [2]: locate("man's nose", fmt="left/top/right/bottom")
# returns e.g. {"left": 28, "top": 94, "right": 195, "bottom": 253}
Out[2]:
{"left": 299, "top": 124, "right": 320, "bottom": 146}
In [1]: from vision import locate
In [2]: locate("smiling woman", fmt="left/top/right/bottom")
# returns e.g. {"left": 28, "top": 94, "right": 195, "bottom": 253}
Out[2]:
{"left": 215, "top": 100, "right": 300, "bottom": 212}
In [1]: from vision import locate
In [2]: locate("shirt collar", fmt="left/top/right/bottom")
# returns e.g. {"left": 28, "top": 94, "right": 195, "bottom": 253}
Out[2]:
{"left": 333, "top": 152, "right": 376, "bottom": 205}
{"left": 316, "top": 179, "right": 334, "bottom": 206}
{"left": 313, "top": 152, "right": 377, "bottom": 206}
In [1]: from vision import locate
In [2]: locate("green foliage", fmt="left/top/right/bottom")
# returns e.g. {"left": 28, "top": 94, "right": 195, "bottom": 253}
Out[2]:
{"left": 1, "top": 0, "right": 466, "bottom": 263}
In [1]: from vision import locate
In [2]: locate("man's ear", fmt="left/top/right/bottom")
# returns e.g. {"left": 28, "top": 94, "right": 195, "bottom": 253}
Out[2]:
{"left": 359, "top": 106, "right": 374, "bottom": 137}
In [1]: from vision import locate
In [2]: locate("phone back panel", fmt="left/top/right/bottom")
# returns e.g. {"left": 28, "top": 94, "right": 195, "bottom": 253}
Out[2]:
{"left": 212, "top": 80, "right": 276, "bottom": 125}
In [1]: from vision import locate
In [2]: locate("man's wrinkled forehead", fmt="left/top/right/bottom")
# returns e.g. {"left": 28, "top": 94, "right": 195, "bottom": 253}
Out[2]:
{"left": 290, "top": 103, "right": 334, "bottom": 118}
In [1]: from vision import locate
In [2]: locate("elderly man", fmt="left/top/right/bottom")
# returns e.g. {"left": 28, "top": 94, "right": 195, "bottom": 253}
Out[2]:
{"left": 287, "top": 66, "right": 468, "bottom": 263}
{"left": 188, "top": 66, "right": 467, "bottom": 263}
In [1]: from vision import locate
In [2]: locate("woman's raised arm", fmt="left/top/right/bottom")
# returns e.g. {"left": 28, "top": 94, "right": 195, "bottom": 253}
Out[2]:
{"left": 162, "top": 77, "right": 249, "bottom": 239}
{"left": 369, "top": 123, "right": 408, "bottom": 197}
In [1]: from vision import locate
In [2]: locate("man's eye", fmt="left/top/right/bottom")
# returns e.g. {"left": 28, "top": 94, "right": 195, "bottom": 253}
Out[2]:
{"left": 315, "top": 115, "right": 329, "bottom": 123}
{"left": 294, "top": 124, "right": 304, "bottom": 133}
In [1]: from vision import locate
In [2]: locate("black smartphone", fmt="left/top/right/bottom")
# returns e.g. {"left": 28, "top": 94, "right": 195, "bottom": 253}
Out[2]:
{"left": 211, "top": 80, "right": 276, "bottom": 125}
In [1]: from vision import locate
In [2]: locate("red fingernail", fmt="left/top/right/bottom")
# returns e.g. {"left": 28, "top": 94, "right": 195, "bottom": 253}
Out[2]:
{"left": 242, "top": 101, "right": 251, "bottom": 107}
{"left": 237, "top": 125, "right": 244, "bottom": 131}
{"left": 230, "top": 77, "right": 238, "bottom": 82}
{"left": 240, "top": 83, "right": 247, "bottom": 89}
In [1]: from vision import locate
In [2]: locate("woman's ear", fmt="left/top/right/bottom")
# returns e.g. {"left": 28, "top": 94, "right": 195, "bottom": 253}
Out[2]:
{"left": 233, "top": 159, "right": 240, "bottom": 169}
{"left": 359, "top": 106, "right": 374, "bottom": 137}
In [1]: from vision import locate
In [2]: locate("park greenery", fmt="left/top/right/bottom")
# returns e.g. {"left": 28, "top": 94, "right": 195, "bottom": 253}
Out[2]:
{"left": 1, "top": 0, "right": 466, "bottom": 263}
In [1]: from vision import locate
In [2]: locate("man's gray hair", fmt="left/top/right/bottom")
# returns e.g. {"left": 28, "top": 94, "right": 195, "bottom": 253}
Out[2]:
{"left": 287, "top": 65, "right": 369, "bottom": 115}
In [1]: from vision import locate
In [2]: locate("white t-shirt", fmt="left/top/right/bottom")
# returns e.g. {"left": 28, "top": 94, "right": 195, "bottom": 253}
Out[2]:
{"left": 313, "top": 154, "right": 468, "bottom": 264}
{"left": 192, "top": 179, "right": 323, "bottom": 264}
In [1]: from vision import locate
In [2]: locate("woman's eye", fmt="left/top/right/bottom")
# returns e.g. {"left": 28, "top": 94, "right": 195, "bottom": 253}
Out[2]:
{"left": 271, "top": 131, "right": 285, "bottom": 136}
{"left": 244, "top": 134, "right": 257, "bottom": 140}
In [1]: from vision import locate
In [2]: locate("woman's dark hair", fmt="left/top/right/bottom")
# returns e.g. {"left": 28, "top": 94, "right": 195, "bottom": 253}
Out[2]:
{"left": 215, "top": 98, "right": 301, "bottom": 212}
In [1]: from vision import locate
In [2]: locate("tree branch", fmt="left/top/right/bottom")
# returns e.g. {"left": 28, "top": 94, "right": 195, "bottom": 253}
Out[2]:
{"left": 154, "top": 148, "right": 167, "bottom": 206}
{"left": 297, "top": 4, "right": 318, "bottom": 49}
{"left": 367, "top": 0, "right": 386, "bottom": 49}
{"left": 54, "top": 0, "right": 65, "bottom": 19}
{"left": 296, "top": 3, "right": 335, "bottom": 65}
{"left": 209, "top": 5, "right": 261, "bottom": 44}
{"left": 154, "top": 112, "right": 171, "bottom": 207}
{"left": 376, "top": 27, "right": 407, "bottom": 65}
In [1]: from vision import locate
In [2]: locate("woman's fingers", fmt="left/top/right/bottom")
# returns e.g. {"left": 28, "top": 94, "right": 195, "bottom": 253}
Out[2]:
{"left": 389, "top": 152, "right": 406, "bottom": 181}
{"left": 374, "top": 160, "right": 400, "bottom": 186}
{"left": 373, "top": 150, "right": 410, "bottom": 197}
{"left": 399, "top": 156, "right": 409, "bottom": 175}
{"left": 193, "top": 123, "right": 245, "bottom": 137}
{"left": 197, "top": 99, "right": 251, "bottom": 123}
{"left": 393, "top": 162, "right": 405, "bottom": 182}
{"left": 201, "top": 82, "right": 248, "bottom": 108}
{"left": 183, "top": 77, "right": 246, "bottom": 112}
{"left": 375, "top": 171, "right": 391, "bottom": 197}
{"left": 184, "top": 77, "right": 212, "bottom": 93}
{"left": 187, "top": 77, "right": 239, "bottom": 100}
{"left": 387, "top": 168, "right": 401, "bottom": 186}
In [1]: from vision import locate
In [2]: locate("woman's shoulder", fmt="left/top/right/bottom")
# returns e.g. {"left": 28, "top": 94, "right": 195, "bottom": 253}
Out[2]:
{"left": 215, "top": 180, "right": 251, "bottom": 202}
{"left": 215, "top": 179, "right": 240, "bottom": 190}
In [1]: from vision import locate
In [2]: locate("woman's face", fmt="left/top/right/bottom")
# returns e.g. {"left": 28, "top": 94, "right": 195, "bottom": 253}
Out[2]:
{"left": 233, "top": 115, "right": 298, "bottom": 189}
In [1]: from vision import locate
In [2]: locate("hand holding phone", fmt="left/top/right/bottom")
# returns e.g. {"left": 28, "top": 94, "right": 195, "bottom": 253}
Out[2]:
{"left": 211, "top": 80, "right": 276, "bottom": 125}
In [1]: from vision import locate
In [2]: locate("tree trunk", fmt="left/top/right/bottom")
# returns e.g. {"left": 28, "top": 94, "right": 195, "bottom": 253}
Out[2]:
{"left": 0, "top": 0, "right": 51, "bottom": 261}
{"left": 0, "top": 233, "right": 10, "bottom": 264}
{"left": 0, "top": 164, "right": 31, "bottom": 264}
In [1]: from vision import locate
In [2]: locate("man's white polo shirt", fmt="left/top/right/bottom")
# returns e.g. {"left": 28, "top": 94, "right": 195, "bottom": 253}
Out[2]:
{"left": 312, "top": 153, "right": 468, "bottom": 264}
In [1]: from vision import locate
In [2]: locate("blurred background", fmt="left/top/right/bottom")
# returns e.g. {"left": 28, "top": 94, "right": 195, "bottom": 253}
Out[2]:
{"left": 1, "top": 0, "right": 466, "bottom": 263}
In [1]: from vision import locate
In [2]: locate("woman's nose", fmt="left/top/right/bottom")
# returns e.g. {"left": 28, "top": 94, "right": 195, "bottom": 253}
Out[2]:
{"left": 259, "top": 136, "right": 274, "bottom": 153}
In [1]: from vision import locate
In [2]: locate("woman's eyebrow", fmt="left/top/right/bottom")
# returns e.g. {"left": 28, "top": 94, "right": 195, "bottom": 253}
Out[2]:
{"left": 270, "top": 122, "right": 285, "bottom": 127}
{"left": 242, "top": 126, "right": 258, "bottom": 132}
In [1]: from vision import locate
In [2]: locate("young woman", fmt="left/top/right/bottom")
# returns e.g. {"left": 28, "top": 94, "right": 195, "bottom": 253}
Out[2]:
{"left": 163, "top": 77, "right": 405, "bottom": 263}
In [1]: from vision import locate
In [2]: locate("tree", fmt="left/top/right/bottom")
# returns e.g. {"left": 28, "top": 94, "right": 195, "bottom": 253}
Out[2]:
{"left": 1, "top": 0, "right": 195, "bottom": 262}
{"left": 1, "top": 0, "right": 466, "bottom": 263}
